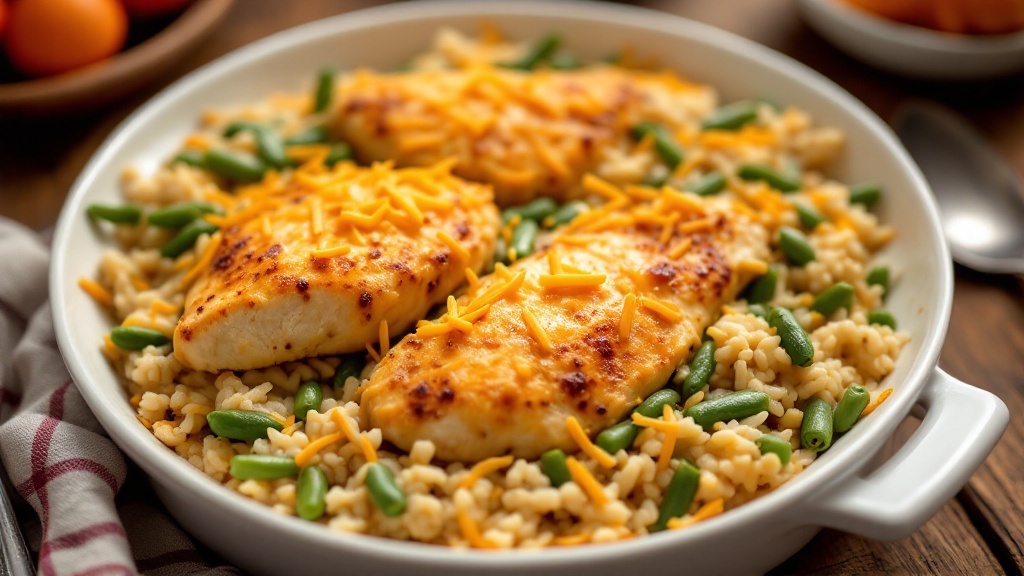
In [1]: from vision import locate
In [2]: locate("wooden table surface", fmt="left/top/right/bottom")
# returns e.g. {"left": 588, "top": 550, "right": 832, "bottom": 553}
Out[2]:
{"left": 2, "top": 1, "right": 1021, "bottom": 574}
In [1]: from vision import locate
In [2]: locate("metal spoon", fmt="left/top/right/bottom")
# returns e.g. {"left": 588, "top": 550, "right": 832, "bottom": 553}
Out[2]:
{"left": 895, "top": 101, "right": 1024, "bottom": 275}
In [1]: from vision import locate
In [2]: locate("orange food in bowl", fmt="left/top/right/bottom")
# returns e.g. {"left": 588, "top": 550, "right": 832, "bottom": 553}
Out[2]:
{"left": 5, "top": 0, "right": 129, "bottom": 77}
{"left": 845, "top": 0, "right": 1024, "bottom": 34}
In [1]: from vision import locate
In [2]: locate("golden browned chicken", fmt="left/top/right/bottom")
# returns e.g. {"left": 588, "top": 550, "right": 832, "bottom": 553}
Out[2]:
{"left": 330, "top": 66, "right": 713, "bottom": 206}
{"left": 173, "top": 160, "right": 499, "bottom": 372}
{"left": 359, "top": 179, "right": 770, "bottom": 461}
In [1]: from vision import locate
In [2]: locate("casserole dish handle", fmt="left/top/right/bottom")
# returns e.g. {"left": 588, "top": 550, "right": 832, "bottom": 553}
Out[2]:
{"left": 811, "top": 368, "right": 1007, "bottom": 540}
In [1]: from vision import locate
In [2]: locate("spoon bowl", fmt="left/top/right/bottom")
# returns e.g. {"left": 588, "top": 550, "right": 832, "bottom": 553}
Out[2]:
{"left": 896, "top": 101, "right": 1024, "bottom": 275}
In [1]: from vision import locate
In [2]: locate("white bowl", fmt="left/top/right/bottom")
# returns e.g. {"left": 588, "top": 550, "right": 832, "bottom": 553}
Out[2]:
{"left": 799, "top": 0, "right": 1024, "bottom": 80}
{"left": 50, "top": 2, "right": 1008, "bottom": 575}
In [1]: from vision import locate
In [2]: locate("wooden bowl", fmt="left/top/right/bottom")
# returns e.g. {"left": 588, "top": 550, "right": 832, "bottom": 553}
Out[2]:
{"left": 0, "top": 0, "right": 234, "bottom": 116}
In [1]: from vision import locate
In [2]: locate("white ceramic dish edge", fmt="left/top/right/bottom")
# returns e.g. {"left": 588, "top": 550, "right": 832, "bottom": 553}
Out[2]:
{"left": 50, "top": 2, "right": 1009, "bottom": 575}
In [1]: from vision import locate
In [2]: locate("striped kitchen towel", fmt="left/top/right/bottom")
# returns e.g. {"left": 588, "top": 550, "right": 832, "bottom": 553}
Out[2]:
{"left": 0, "top": 217, "right": 242, "bottom": 576}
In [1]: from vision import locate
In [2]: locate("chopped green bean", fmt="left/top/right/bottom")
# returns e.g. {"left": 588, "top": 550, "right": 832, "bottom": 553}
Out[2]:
{"left": 684, "top": 389, "right": 771, "bottom": 431}
{"left": 365, "top": 462, "right": 407, "bottom": 516}
{"left": 778, "top": 227, "right": 815, "bottom": 266}
{"left": 229, "top": 454, "right": 298, "bottom": 480}
{"left": 867, "top": 266, "right": 890, "bottom": 300}
{"left": 755, "top": 434, "right": 792, "bottom": 465}
{"left": 795, "top": 203, "right": 827, "bottom": 230}
{"left": 800, "top": 398, "right": 834, "bottom": 453}
{"left": 325, "top": 143, "right": 353, "bottom": 166}
{"left": 737, "top": 164, "right": 801, "bottom": 192}
{"left": 767, "top": 307, "right": 814, "bottom": 367}
{"left": 631, "top": 121, "right": 683, "bottom": 169}
{"left": 541, "top": 449, "right": 571, "bottom": 487}
{"left": 595, "top": 420, "right": 638, "bottom": 455}
{"left": 548, "top": 51, "right": 581, "bottom": 70}
{"left": 203, "top": 149, "right": 267, "bottom": 182}
{"left": 502, "top": 33, "right": 561, "bottom": 70}
{"left": 833, "top": 385, "right": 870, "bottom": 433}
{"left": 314, "top": 68, "right": 336, "bottom": 113}
{"left": 207, "top": 409, "right": 284, "bottom": 441}
{"left": 701, "top": 100, "right": 759, "bottom": 131}
{"left": 109, "top": 326, "right": 170, "bottom": 350}
{"left": 296, "top": 466, "right": 329, "bottom": 520}
{"left": 867, "top": 309, "right": 897, "bottom": 329}
{"left": 171, "top": 150, "right": 205, "bottom": 168}
{"left": 284, "top": 125, "right": 329, "bottom": 146}
{"left": 544, "top": 200, "right": 588, "bottom": 228}
{"left": 147, "top": 202, "right": 221, "bottom": 228}
{"left": 810, "top": 282, "right": 855, "bottom": 316}
{"left": 849, "top": 182, "right": 881, "bottom": 207}
{"left": 332, "top": 354, "right": 364, "bottom": 389}
{"left": 650, "top": 460, "right": 700, "bottom": 532}
{"left": 253, "top": 127, "right": 291, "bottom": 169}
{"left": 294, "top": 381, "right": 324, "bottom": 422}
{"left": 503, "top": 198, "right": 558, "bottom": 224}
{"left": 87, "top": 204, "right": 142, "bottom": 225}
{"left": 160, "top": 219, "right": 219, "bottom": 258}
{"left": 680, "top": 340, "right": 716, "bottom": 399}
{"left": 510, "top": 219, "right": 539, "bottom": 260}
{"left": 744, "top": 267, "right": 777, "bottom": 304}
{"left": 685, "top": 171, "right": 727, "bottom": 197}
{"left": 222, "top": 120, "right": 263, "bottom": 138}
{"left": 637, "top": 389, "right": 682, "bottom": 417}
{"left": 747, "top": 303, "right": 769, "bottom": 318}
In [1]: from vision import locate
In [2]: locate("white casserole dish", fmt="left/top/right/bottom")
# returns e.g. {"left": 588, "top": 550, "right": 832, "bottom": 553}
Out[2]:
{"left": 50, "top": 2, "right": 1009, "bottom": 574}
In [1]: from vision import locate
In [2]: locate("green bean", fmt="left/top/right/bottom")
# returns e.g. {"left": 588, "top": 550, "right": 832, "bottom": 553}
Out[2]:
{"left": 314, "top": 68, "right": 336, "bottom": 113}
{"left": 222, "top": 120, "right": 263, "bottom": 139}
{"left": 510, "top": 219, "right": 539, "bottom": 260}
{"left": 160, "top": 219, "right": 219, "bottom": 258}
{"left": 866, "top": 266, "right": 890, "bottom": 300}
{"left": 737, "top": 164, "right": 801, "bottom": 192}
{"left": 755, "top": 434, "right": 792, "bottom": 465}
{"left": 325, "top": 143, "right": 353, "bottom": 166}
{"left": 503, "top": 33, "right": 561, "bottom": 70}
{"left": 253, "top": 127, "right": 291, "bottom": 169}
{"left": 643, "top": 166, "right": 670, "bottom": 188}
{"left": 800, "top": 398, "right": 834, "bottom": 453}
{"left": 493, "top": 236, "right": 509, "bottom": 265}
{"left": 548, "top": 51, "right": 581, "bottom": 70}
{"left": 229, "top": 454, "right": 299, "bottom": 480}
{"left": 680, "top": 340, "right": 716, "bottom": 399}
{"left": 147, "top": 202, "right": 221, "bottom": 228}
{"left": 778, "top": 227, "right": 815, "bottom": 266}
{"left": 294, "top": 381, "right": 324, "bottom": 422}
{"left": 109, "top": 326, "right": 170, "bottom": 350}
{"left": 207, "top": 409, "right": 283, "bottom": 441}
{"left": 849, "top": 182, "right": 881, "bottom": 207}
{"left": 795, "top": 203, "right": 827, "bottom": 230}
{"left": 332, "top": 354, "right": 364, "bottom": 389}
{"left": 365, "top": 462, "right": 407, "bottom": 516}
{"left": 744, "top": 267, "right": 777, "bottom": 304}
{"left": 637, "top": 389, "right": 682, "bottom": 417}
{"left": 171, "top": 150, "right": 206, "bottom": 168}
{"left": 650, "top": 460, "right": 700, "bottom": 532}
{"left": 296, "top": 466, "right": 329, "bottom": 520}
{"left": 701, "top": 100, "right": 759, "bottom": 131}
{"left": 631, "top": 121, "right": 683, "bottom": 169}
{"left": 541, "top": 449, "right": 571, "bottom": 487}
{"left": 810, "top": 282, "right": 855, "bottom": 316}
{"left": 544, "top": 200, "right": 588, "bottom": 228}
{"left": 284, "top": 125, "right": 329, "bottom": 146}
{"left": 87, "top": 204, "right": 142, "bottom": 225}
{"left": 685, "top": 171, "right": 727, "bottom": 197}
{"left": 684, "top": 389, "right": 771, "bottom": 431}
{"left": 767, "top": 307, "right": 814, "bottom": 367}
{"left": 595, "top": 421, "right": 638, "bottom": 455}
{"left": 833, "top": 385, "right": 870, "bottom": 433}
{"left": 203, "top": 149, "right": 267, "bottom": 182}
{"left": 867, "top": 309, "right": 897, "bottom": 330}
{"left": 502, "top": 198, "right": 558, "bottom": 224}
{"left": 747, "top": 303, "right": 769, "bottom": 318}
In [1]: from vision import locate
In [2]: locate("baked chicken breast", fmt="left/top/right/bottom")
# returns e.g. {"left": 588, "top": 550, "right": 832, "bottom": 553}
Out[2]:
{"left": 330, "top": 66, "right": 713, "bottom": 206}
{"left": 174, "top": 161, "right": 499, "bottom": 372}
{"left": 359, "top": 182, "right": 770, "bottom": 461}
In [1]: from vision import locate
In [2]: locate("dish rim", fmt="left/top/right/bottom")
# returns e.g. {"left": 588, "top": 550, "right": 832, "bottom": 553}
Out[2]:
{"left": 49, "top": 0, "right": 952, "bottom": 567}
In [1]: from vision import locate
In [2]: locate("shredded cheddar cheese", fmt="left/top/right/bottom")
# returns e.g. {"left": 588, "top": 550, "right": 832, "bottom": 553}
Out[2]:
{"left": 657, "top": 404, "right": 677, "bottom": 472}
{"left": 565, "top": 457, "right": 608, "bottom": 506}
{"left": 180, "top": 233, "right": 223, "bottom": 289}
{"left": 331, "top": 409, "right": 378, "bottom": 463}
{"left": 78, "top": 277, "right": 112, "bottom": 307}
{"left": 565, "top": 416, "right": 617, "bottom": 469}
{"left": 667, "top": 498, "right": 725, "bottom": 530}
{"left": 538, "top": 273, "right": 607, "bottom": 292}
{"left": 668, "top": 238, "right": 693, "bottom": 260}
{"left": 619, "top": 293, "right": 638, "bottom": 343}
{"left": 638, "top": 297, "right": 683, "bottom": 323}
{"left": 456, "top": 502, "right": 496, "bottom": 549}
{"left": 311, "top": 245, "right": 352, "bottom": 258}
{"left": 861, "top": 388, "right": 893, "bottom": 417}
{"left": 459, "top": 455, "right": 515, "bottom": 489}
{"left": 437, "top": 230, "right": 471, "bottom": 262}
{"left": 294, "top": 432, "right": 343, "bottom": 467}
{"left": 521, "top": 308, "right": 553, "bottom": 353}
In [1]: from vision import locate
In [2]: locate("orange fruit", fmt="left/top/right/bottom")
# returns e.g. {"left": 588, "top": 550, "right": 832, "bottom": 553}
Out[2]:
{"left": 5, "top": 0, "right": 129, "bottom": 77}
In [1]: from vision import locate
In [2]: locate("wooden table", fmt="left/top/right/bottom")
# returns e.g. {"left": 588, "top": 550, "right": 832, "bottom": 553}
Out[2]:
{"left": 2, "top": 1, "right": 1021, "bottom": 573}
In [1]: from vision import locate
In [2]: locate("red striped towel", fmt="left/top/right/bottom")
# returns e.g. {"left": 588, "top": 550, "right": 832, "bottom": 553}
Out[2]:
{"left": 0, "top": 218, "right": 242, "bottom": 576}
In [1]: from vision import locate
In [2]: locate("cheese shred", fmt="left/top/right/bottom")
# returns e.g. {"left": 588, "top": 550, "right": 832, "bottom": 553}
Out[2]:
{"left": 78, "top": 277, "right": 112, "bottom": 307}
{"left": 521, "top": 308, "right": 553, "bottom": 353}
{"left": 565, "top": 416, "right": 617, "bottom": 469}
{"left": 294, "top": 432, "right": 343, "bottom": 467}
{"left": 458, "top": 455, "right": 515, "bottom": 489}
{"left": 565, "top": 457, "right": 609, "bottom": 506}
